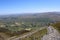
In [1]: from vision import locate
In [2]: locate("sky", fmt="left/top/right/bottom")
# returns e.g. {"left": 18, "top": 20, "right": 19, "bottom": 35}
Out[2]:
{"left": 0, "top": 0, "right": 60, "bottom": 15}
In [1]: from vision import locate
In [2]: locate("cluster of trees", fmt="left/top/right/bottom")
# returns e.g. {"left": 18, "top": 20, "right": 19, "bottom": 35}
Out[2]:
{"left": 0, "top": 18, "right": 52, "bottom": 33}
{"left": 0, "top": 22, "right": 48, "bottom": 33}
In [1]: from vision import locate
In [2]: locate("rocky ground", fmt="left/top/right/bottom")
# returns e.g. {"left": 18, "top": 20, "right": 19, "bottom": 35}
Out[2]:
{"left": 42, "top": 26, "right": 60, "bottom": 40}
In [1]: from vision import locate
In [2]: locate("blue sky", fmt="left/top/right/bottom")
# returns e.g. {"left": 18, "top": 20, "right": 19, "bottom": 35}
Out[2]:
{"left": 0, "top": 0, "right": 60, "bottom": 15}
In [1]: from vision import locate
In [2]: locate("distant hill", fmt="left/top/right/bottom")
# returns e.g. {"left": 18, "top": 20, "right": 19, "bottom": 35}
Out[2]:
{"left": 0, "top": 12, "right": 60, "bottom": 23}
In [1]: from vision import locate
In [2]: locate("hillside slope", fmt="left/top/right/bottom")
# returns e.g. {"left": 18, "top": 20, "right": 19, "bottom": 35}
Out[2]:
{"left": 42, "top": 26, "right": 60, "bottom": 40}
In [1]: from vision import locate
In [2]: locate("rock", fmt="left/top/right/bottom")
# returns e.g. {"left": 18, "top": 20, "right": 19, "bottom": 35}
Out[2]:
{"left": 42, "top": 26, "right": 60, "bottom": 40}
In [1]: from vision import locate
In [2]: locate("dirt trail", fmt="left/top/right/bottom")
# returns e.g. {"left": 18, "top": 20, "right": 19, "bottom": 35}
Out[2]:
{"left": 42, "top": 26, "right": 60, "bottom": 40}
{"left": 8, "top": 27, "right": 46, "bottom": 40}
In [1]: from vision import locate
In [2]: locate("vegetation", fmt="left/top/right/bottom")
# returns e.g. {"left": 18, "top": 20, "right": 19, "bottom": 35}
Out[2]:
{"left": 0, "top": 12, "right": 60, "bottom": 39}
{"left": 21, "top": 28, "right": 47, "bottom": 40}
{"left": 52, "top": 22, "right": 60, "bottom": 32}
